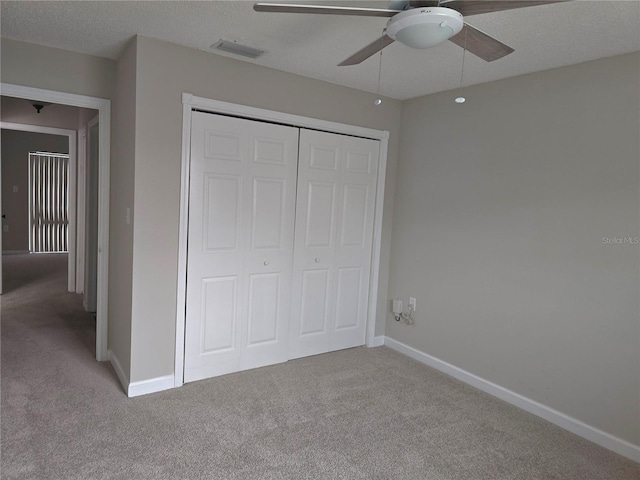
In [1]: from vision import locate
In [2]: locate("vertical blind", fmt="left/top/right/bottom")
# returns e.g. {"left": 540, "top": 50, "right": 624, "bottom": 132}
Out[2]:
{"left": 28, "top": 152, "right": 70, "bottom": 253}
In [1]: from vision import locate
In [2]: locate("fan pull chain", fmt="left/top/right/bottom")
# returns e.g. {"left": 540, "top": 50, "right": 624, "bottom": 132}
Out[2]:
{"left": 374, "top": 30, "right": 384, "bottom": 106}
{"left": 455, "top": 26, "right": 468, "bottom": 104}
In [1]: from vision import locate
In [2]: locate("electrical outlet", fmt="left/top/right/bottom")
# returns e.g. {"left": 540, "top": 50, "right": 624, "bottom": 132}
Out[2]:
{"left": 3, "top": 225, "right": 8, "bottom": 233}
{"left": 409, "top": 296, "right": 417, "bottom": 311}
{"left": 12, "top": 185, "right": 19, "bottom": 193}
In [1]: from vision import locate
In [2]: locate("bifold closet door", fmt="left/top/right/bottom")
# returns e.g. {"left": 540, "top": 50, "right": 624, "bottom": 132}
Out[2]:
{"left": 184, "top": 111, "right": 299, "bottom": 383}
{"left": 289, "top": 129, "right": 379, "bottom": 359}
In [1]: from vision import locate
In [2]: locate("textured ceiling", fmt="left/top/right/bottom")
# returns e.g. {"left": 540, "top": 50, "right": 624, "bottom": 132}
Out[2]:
{"left": 1, "top": 0, "right": 639, "bottom": 100}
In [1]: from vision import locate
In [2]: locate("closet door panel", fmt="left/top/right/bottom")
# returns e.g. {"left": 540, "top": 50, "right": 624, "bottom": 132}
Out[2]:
{"left": 305, "top": 182, "right": 336, "bottom": 248}
{"left": 339, "top": 184, "right": 369, "bottom": 247}
{"left": 241, "top": 123, "right": 298, "bottom": 371}
{"left": 299, "top": 268, "right": 331, "bottom": 336}
{"left": 251, "top": 178, "right": 286, "bottom": 250}
{"left": 201, "top": 276, "right": 238, "bottom": 353}
{"left": 289, "top": 131, "right": 340, "bottom": 358}
{"left": 185, "top": 115, "right": 247, "bottom": 381}
{"left": 290, "top": 130, "right": 379, "bottom": 359}
{"left": 203, "top": 174, "right": 242, "bottom": 252}
{"left": 331, "top": 135, "right": 379, "bottom": 351}
{"left": 334, "top": 266, "right": 362, "bottom": 331}
{"left": 185, "top": 112, "right": 298, "bottom": 382}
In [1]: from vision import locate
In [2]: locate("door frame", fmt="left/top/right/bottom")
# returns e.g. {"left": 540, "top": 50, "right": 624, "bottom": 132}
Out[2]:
{"left": 75, "top": 125, "right": 87, "bottom": 294}
{"left": 82, "top": 114, "right": 100, "bottom": 311}
{"left": 1, "top": 83, "right": 111, "bottom": 362}
{"left": 175, "top": 93, "right": 389, "bottom": 387}
{"left": 0, "top": 121, "right": 77, "bottom": 292}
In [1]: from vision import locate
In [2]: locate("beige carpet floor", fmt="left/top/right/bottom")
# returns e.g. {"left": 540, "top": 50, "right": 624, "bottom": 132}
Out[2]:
{"left": 1, "top": 253, "right": 638, "bottom": 479}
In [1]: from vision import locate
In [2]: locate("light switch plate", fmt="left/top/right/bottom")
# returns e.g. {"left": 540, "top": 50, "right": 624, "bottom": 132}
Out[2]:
{"left": 409, "top": 296, "right": 417, "bottom": 311}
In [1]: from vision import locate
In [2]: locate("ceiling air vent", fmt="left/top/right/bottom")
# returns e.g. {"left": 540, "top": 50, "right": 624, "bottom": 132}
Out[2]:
{"left": 211, "top": 40, "right": 264, "bottom": 59}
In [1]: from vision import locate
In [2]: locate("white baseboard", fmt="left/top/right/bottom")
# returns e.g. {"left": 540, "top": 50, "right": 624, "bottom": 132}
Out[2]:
{"left": 108, "top": 349, "right": 129, "bottom": 394}
{"left": 369, "top": 335, "right": 385, "bottom": 347}
{"left": 128, "top": 374, "right": 175, "bottom": 398}
{"left": 2, "top": 250, "right": 29, "bottom": 255}
{"left": 383, "top": 336, "right": 640, "bottom": 463}
{"left": 109, "top": 349, "right": 174, "bottom": 397}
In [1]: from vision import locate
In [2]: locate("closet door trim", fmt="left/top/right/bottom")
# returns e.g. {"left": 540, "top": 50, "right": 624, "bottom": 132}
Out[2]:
{"left": 175, "top": 93, "right": 389, "bottom": 388}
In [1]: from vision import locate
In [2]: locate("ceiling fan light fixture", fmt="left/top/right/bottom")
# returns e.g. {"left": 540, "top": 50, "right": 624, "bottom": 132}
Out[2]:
{"left": 386, "top": 7, "right": 463, "bottom": 49}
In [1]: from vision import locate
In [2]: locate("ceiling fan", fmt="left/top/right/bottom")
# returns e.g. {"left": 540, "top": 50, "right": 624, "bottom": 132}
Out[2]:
{"left": 254, "top": 1, "right": 565, "bottom": 66}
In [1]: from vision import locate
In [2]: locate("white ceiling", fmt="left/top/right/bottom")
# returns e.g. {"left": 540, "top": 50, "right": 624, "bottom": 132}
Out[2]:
{"left": 1, "top": 0, "right": 639, "bottom": 100}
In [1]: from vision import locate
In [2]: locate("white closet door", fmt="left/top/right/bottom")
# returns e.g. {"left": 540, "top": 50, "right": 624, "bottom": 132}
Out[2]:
{"left": 184, "top": 112, "right": 298, "bottom": 383}
{"left": 289, "top": 129, "right": 379, "bottom": 359}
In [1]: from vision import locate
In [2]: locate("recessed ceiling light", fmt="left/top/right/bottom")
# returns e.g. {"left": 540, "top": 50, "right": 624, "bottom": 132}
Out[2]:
{"left": 455, "top": 96, "right": 466, "bottom": 104}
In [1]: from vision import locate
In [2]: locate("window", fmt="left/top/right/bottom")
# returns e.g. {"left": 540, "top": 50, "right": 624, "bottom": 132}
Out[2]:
{"left": 28, "top": 152, "right": 69, "bottom": 253}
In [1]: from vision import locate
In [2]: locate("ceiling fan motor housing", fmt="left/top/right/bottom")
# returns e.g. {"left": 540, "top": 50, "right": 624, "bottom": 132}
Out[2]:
{"left": 386, "top": 7, "right": 464, "bottom": 49}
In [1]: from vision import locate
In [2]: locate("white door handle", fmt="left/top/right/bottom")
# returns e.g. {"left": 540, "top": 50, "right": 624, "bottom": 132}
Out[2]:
{"left": 263, "top": 260, "right": 270, "bottom": 266}
{"left": 314, "top": 257, "right": 320, "bottom": 263}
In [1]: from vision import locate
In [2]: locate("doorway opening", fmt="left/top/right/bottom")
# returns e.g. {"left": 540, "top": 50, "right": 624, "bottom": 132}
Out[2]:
{"left": 1, "top": 84, "right": 111, "bottom": 361}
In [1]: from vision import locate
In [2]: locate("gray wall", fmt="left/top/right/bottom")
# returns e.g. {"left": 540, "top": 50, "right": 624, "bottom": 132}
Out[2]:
{"left": 1, "top": 130, "right": 69, "bottom": 251}
{"left": 1, "top": 38, "right": 115, "bottom": 99}
{"left": 108, "top": 38, "right": 137, "bottom": 381}
{"left": 387, "top": 53, "right": 640, "bottom": 446}
{"left": 129, "top": 35, "right": 402, "bottom": 382}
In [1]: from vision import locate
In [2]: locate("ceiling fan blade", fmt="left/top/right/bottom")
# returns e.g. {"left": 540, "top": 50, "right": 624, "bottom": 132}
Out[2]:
{"left": 254, "top": 3, "right": 401, "bottom": 17}
{"left": 339, "top": 35, "right": 395, "bottom": 66}
{"left": 408, "top": 1, "right": 440, "bottom": 7}
{"left": 440, "top": 1, "right": 566, "bottom": 17}
{"left": 449, "top": 24, "right": 514, "bottom": 62}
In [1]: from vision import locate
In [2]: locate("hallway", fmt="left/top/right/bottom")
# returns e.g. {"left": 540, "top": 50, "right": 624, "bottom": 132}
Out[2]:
{"left": 1, "top": 253, "right": 121, "bottom": 479}
{"left": 2, "top": 253, "right": 97, "bottom": 359}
